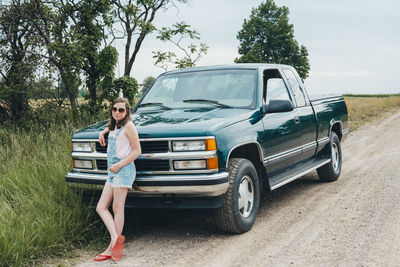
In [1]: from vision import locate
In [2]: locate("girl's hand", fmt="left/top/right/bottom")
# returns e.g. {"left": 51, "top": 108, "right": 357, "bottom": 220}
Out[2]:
{"left": 109, "top": 163, "right": 122, "bottom": 174}
{"left": 99, "top": 132, "right": 106, "bottom": 146}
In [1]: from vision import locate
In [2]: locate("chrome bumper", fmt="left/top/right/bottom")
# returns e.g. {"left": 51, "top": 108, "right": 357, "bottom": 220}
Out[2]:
{"left": 65, "top": 171, "right": 229, "bottom": 197}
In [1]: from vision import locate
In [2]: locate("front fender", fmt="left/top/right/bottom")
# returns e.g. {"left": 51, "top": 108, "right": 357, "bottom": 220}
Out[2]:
{"left": 212, "top": 112, "right": 264, "bottom": 171}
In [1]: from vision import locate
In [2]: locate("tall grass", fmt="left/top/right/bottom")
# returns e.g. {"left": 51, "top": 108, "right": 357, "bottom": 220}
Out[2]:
{"left": 345, "top": 95, "right": 400, "bottom": 131}
{"left": 0, "top": 107, "right": 107, "bottom": 266}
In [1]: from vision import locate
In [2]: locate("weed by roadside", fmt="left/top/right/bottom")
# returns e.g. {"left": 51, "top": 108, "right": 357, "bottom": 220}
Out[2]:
{"left": 0, "top": 119, "right": 106, "bottom": 266}
{"left": 345, "top": 96, "right": 400, "bottom": 131}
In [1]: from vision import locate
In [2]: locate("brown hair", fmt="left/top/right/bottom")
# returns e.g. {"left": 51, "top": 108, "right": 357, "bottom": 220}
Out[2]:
{"left": 107, "top": 97, "right": 132, "bottom": 130}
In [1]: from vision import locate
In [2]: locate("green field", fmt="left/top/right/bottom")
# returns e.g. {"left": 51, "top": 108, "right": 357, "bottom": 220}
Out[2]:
{"left": 1, "top": 95, "right": 400, "bottom": 266}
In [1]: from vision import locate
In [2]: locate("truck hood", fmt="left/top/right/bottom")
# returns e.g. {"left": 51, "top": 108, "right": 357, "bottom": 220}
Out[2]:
{"left": 72, "top": 108, "right": 258, "bottom": 139}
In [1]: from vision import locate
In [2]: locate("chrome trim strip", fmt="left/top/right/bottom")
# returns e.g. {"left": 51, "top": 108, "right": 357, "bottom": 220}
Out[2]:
{"left": 317, "top": 137, "right": 330, "bottom": 146}
{"left": 263, "top": 142, "right": 318, "bottom": 166}
{"left": 302, "top": 141, "right": 317, "bottom": 152}
{"left": 266, "top": 148, "right": 302, "bottom": 166}
{"left": 263, "top": 146, "right": 302, "bottom": 164}
{"left": 73, "top": 168, "right": 106, "bottom": 174}
{"left": 140, "top": 151, "right": 217, "bottom": 159}
{"left": 71, "top": 136, "right": 216, "bottom": 143}
{"left": 72, "top": 168, "right": 219, "bottom": 175}
{"left": 140, "top": 136, "right": 216, "bottom": 142}
{"left": 270, "top": 159, "right": 331, "bottom": 190}
{"left": 136, "top": 172, "right": 228, "bottom": 182}
{"left": 136, "top": 169, "right": 219, "bottom": 175}
{"left": 72, "top": 152, "right": 107, "bottom": 159}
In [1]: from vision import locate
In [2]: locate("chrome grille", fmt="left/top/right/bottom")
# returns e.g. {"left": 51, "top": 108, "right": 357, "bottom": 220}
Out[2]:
{"left": 95, "top": 140, "right": 169, "bottom": 154}
{"left": 96, "top": 159, "right": 169, "bottom": 172}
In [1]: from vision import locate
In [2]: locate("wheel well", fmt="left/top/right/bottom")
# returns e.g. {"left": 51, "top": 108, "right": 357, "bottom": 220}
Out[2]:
{"left": 228, "top": 143, "right": 270, "bottom": 193}
{"left": 331, "top": 122, "right": 342, "bottom": 140}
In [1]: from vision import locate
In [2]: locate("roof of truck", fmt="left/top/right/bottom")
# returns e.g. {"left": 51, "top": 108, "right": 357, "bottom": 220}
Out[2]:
{"left": 161, "top": 63, "right": 292, "bottom": 75}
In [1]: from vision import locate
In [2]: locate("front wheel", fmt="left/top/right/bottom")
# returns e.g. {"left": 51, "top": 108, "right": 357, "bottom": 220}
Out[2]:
{"left": 215, "top": 158, "right": 260, "bottom": 234}
{"left": 317, "top": 132, "right": 342, "bottom": 181}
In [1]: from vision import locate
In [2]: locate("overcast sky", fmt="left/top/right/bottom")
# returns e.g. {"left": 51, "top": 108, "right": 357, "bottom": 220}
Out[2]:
{"left": 115, "top": 0, "right": 400, "bottom": 95}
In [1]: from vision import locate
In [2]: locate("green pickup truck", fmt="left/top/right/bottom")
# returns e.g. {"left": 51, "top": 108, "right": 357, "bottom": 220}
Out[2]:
{"left": 66, "top": 64, "right": 349, "bottom": 233}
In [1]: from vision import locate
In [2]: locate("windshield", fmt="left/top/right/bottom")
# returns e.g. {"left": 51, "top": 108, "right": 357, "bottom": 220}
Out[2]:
{"left": 139, "top": 69, "right": 257, "bottom": 110}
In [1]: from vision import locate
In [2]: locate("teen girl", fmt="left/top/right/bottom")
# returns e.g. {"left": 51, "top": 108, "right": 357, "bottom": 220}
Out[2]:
{"left": 94, "top": 97, "right": 141, "bottom": 262}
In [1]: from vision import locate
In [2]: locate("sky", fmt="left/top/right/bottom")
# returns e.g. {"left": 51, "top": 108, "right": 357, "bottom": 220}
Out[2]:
{"left": 114, "top": 0, "right": 400, "bottom": 95}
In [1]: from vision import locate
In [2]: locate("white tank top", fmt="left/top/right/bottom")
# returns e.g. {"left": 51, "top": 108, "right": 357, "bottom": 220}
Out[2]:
{"left": 108, "top": 126, "right": 134, "bottom": 159}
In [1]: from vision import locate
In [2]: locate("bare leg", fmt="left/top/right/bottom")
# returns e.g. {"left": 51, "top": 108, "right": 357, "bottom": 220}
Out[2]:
{"left": 96, "top": 184, "right": 119, "bottom": 255}
{"left": 113, "top": 187, "right": 129, "bottom": 235}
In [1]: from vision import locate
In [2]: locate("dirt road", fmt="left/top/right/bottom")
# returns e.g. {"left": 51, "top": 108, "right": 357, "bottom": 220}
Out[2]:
{"left": 75, "top": 110, "right": 400, "bottom": 267}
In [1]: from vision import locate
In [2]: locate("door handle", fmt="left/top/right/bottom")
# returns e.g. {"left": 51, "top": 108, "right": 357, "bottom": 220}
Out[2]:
{"left": 294, "top": 116, "right": 300, "bottom": 124}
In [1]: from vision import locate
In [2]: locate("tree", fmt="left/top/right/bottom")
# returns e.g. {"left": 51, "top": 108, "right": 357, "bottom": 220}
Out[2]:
{"left": 110, "top": 0, "right": 188, "bottom": 76}
{"left": 141, "top": 76, "right": 155, "bottom": 92}
{"left": 102, "top": 75, "right": 138, "bottom": 105}
{"left": 0, "top": 1, "right": 41, "bottom": 121}
{"left": 28, "top": 0, "right": 83, "bottom": 110}
{"left": 28, "top": 0, "right": 118, "bottom": 115}
{"left": 152, "top": 21, "right": 208, "bottom": 71}
{"left": 235, "top": 0, "right": 310, "bottom": 80}
{"left": 75, "top": 0, "right": 118, "bottom": 111}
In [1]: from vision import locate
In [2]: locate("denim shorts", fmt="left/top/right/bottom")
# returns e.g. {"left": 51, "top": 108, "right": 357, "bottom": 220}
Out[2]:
{"left": 106, "top": 163, "right": 136, "bottom": 189}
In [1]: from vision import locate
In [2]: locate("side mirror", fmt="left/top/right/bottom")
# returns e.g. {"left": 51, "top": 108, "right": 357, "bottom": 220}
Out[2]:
{"left": 262, "top": 100, "right": 294, "bottom": 113}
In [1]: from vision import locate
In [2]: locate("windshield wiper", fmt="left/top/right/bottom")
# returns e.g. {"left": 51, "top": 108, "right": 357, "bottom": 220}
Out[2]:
{"left": 183, "top": 99, "right": 233, "bottom": 108}
{"left": 136, "top": 102, "right": 171, "bottom": 110}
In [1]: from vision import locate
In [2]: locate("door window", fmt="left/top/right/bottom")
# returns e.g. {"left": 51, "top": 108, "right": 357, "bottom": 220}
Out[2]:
{"left": 283, "top": 69, "right": 306, "bottom": 107}
{"left": 265, "top": 78, "right": 291, "bottom": 104}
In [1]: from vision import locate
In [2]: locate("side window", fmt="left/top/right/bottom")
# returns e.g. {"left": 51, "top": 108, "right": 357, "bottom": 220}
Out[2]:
{"left": 266, "top": 78, "right": 291, "bottom": 104}
{"left": 283, "top": 69, "right": 306, "bottom": 107}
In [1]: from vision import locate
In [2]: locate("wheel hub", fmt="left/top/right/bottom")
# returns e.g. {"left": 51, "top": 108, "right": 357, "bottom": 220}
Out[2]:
{"left": 238, "top": 175, "right": 254, "bottom": 218}
{"left": 332, "top": 142, "right": 339, "bottom": 171}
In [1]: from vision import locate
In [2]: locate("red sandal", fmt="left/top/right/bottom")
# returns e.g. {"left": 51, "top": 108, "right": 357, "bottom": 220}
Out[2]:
{"left": 111, "top": 235, "right": 125, "bottom": 261}
{"left": 93, "top": 254, "right": 111, "bottom": 261}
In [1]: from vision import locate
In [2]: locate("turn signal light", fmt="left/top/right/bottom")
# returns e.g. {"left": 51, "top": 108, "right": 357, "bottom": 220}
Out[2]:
{"left": 205, "top": 139, "right": 217, "bottom": 151}
{"left": 207, "top": 157, "right": 218, "bottom": 169}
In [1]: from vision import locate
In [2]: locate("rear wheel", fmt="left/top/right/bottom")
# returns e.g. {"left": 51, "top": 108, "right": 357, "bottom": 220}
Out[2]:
{"left": 317, "top": 132, "right": 342, "bottom": 181}
{"left": 215, "top": 158, "right": 260, "bottom": 233}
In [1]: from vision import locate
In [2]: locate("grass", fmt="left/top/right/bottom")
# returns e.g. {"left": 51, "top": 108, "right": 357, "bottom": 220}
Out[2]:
{"left": 0, "top": 123, "right": 104, "bottom": 266}
{"left": 344, "top": 95, "right": 400, "bottom": 131}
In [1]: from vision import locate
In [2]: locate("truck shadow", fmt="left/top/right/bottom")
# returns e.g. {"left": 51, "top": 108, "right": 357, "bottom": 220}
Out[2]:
{"left": 123, "top": 172, "right": 322, "bottom": 238}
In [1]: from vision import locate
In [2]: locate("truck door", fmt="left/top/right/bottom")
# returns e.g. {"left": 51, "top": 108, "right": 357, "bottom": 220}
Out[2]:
{"left": 261, "top": 69, "right": 302, "bottom": 177}
{"left": 282, "top": 68, "right": 318, "bottom": 161}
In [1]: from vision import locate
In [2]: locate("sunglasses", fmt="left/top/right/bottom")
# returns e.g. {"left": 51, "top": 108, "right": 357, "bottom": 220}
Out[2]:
{"left": 112, "top": 107, "right": 126, "bottom": 113}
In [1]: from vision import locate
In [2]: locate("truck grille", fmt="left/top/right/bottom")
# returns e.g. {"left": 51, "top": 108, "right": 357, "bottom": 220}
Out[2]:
{"left": 96, "top": 159, "right": 170, "bottom": 172}
{"left": 95, "top": 140, "right": 169, "bottom": 154}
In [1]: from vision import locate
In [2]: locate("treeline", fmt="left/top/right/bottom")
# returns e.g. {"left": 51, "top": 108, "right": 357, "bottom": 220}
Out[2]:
{"left": 0, "top": 0, "right": 207, "bottom": 124}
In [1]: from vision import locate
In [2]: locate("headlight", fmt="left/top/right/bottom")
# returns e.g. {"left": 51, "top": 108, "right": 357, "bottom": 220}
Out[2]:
{"left": 72, "top": 142, "right": 92, "bottom": 152}
{"left": 172, "top": 139, "right": 216, "bottom": 152}
{"left": 73, "top": 159, "right": 93, "bottom": 169}
{"left": 174, "top": 160, "right": 207, "bottom": 170}
{"left": 172, "top": 140, "right": 205, "bottom": 151}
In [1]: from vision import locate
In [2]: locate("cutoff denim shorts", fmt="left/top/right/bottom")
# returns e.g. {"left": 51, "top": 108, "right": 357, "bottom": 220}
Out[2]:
{"left": 106, "top": 163, "right": 136, "bottom": 188}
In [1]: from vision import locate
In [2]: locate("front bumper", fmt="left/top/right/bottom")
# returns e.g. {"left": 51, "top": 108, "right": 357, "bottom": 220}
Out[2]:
{"left": 65, "top": 171, "right": 229, "bottom": 197}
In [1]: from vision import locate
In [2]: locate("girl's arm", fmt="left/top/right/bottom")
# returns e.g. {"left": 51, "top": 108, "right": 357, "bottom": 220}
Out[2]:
{"left": 109, "top": 122, "right": 141, "bottom": 173}
{"left": 99, "top": 127, "right": 110, "bottom": 146}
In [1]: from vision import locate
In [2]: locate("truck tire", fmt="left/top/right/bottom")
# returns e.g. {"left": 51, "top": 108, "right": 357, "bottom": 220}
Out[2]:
{"left": 215, "top": 158, "right": 260, "bottom": 234}
{"left": 317, "top": 132, "right": 342, "bottom": 181}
